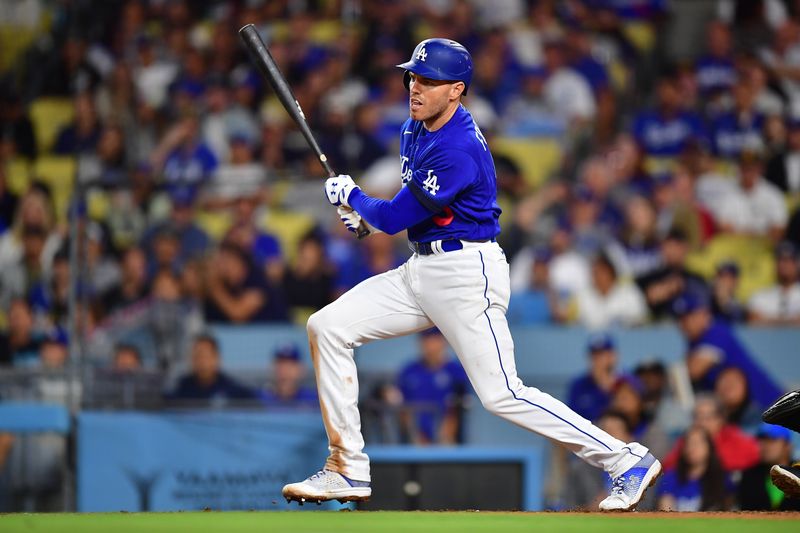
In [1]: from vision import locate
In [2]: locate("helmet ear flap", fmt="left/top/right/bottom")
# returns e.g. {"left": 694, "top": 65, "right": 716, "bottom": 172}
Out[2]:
{"left": 403, "top": 70, "right": 411, "bottom": 90}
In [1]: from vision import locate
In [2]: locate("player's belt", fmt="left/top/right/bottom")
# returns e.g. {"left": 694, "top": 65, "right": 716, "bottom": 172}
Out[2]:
{"left": 412, "top": 239, "right": 493, "bottom": 256}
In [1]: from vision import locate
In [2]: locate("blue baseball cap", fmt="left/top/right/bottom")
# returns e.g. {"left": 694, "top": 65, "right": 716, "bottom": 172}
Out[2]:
{"left": 587, "top": 331, "right": 615, "bottom": 353}
{"left": 756, "top": 422, "right": 791, "bottom": 442}
{"left": 419, "top": 327, "right": 443, "bottom": 338}
{"left": 671, "top": 291, "right": 709, "bottom": 318}
{"left": 273, "top": 343, "right": 301, "bottom": 362}
{"left": 613, "top": 374, "right": 646, "bottom": 396}
{"left": 716, "top": 260, "right": 740, "bottom": 277}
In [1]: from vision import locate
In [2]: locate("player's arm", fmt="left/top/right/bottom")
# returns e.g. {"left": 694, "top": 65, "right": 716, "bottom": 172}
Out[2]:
{"left": 325, "top": 148, "right": 477, "bottom": 235}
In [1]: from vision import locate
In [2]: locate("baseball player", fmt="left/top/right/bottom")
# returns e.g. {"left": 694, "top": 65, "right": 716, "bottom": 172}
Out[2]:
{"left": 282, "top": 39, "right": 661, "bottom": 511}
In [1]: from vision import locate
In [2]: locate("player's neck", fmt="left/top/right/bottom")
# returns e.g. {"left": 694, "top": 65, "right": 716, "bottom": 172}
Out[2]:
{"left": 423, "top": 101, "right": 460, "bottom": 132}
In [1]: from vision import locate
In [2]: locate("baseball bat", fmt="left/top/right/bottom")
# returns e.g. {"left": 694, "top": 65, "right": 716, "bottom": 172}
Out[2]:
{"left": 238, "top": 23, "right": 370, "bottom": 239}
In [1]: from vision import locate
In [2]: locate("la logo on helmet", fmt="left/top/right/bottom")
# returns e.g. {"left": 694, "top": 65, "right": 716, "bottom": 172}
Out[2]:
{"left": 416, "top": 46, "right": 427, "bottom": 61}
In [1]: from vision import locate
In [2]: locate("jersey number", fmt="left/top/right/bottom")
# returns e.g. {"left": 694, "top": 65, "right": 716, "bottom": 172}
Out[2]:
{"left": 423, "top": 170, "right": 440, "bottom": 196}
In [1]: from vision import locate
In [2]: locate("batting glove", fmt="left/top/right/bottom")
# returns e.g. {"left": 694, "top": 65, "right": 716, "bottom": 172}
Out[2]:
{"left": 325, "top": 174, "right": 360, "bottom": 208}
{"left": 337, "top": 207, "right": 382, "bottom": 235}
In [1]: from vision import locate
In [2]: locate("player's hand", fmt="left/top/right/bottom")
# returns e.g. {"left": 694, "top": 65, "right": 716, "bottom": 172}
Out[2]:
{"left": 337, "top": 206, "right": 362, "bottom": 234}
{"left": 325, "top": 175, "right": 359, "bottom": 208}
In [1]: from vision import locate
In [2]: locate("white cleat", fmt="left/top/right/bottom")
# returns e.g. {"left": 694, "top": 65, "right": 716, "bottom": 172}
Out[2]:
{"left": 282, "top": 469, "right": 371, "bottom": 505}
{"left": 599, "top": 453, "right": 662, "bottom": 511}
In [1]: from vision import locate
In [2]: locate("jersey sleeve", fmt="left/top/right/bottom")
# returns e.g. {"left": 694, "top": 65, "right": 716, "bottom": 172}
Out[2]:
{"left": 406, "top": 148, "right": 478, "bottom": 211}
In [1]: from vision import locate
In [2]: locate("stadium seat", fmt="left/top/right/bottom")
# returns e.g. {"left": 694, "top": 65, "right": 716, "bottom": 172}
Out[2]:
{"left": 492, "top": 137, "right": 562, "bottom": 190}
{"left": 32, "top": 156, "right": 76, "bottom": 221}
{"left": 5, "top": 157, "right": 31, "bottom": 196}
{"left": 0, "top": 26, "right": 38, "bottom": 72}
{"left": 260, "top": 209, "right": 315, "bottom": 262}
{"left": 86, "top": 188, "right": 111, "bottom": 221}
{"left": 29, "top": 97, "right": 74, "bottom": 154}
{"left": 194, "top": 210, "right": 233, "bottom": 241}
{"left": 686, "top": 234, "right": 775, "bottom": 302}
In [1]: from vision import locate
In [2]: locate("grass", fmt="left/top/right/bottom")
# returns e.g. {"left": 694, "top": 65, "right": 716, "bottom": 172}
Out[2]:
{"left": 1, "top": 511, "right": 799, "bottom": 533}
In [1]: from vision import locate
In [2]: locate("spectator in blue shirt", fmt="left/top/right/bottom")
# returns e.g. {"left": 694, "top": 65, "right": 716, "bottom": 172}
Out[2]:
{"left": 658, "top": 425, "right": 732, "bottom": 511}
{"left": 168, "top": 334, "right": 255, "bottom": 403}
{"left": 632, "top": 74, "right": 707, "bottom": 158}
{"left": 397, "top": 328, "right": 469, "bottom": 445}
{"left": 507, "top": 246, "right": 555, "bottom": 325}
{"left": 695, "top": 20, "right": 737, "bottom": 99}
{"left": 710, "top": 83, "right": 765, "bottom": 160}
{"left": 567, "top": 332, "right": 619, "bottom": 422}
{"left": 259, "top": 343, "right": 317, "bottom": 408}
{"left": 672, "top": 291, "right": 783, "bottom": 410}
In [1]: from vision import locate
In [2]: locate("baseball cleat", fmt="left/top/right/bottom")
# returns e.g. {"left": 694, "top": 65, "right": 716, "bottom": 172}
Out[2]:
{"left": 771, "top": 463, "right": 800, "bottom": 498}
{"left": 282, "top": 469, "right": 371, "bottom": 505}
{"left": 599, "top": 453, "right": 662, "bottom": 511}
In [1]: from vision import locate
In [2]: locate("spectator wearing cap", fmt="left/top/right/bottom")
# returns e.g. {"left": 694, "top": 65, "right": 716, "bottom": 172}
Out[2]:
{"left": 631, "top": 73, "right": 707, "bottom": 159}
{"left": 766, "top": 115, "right": 800, "bottom": 194}
{"left": 573, "top": 251, "right": 648, "bottom": 329}
{"left": 53, "top": 93, "right": 103, "bottom": 155}
{"left": 396, "top": 328, "right": 470, "bottom": 445}
{"left": 167, "top": 334, "right": 255, "bottom": 404}
{"left": 500, "top": 64, "right": 567, "bottom": 137}
{"left": 710, "top": 261, "right": 746, "bottom": 323}
{"left": 709, "top": 79, "right": 765, "bottom": 161}
{"left": 634, "top": 359, "right": 689, "bottom": 437}
{"left": 711, "top": 148, "right": 787, "bottom": 241}
{"left": 204, "top": 242, "right": 288, "bottom": 323}
{"left": 140, "top": 185, "right": 210, "bottom": 277}
{"left": 672, "top": 291, "right": 783, "bottom": 410}
{"left": 748, "top": 242, "right": 800, "bottom": 325}
{"left": 695, "top": 20, "right": 737, "bottom": 101}
{"left": 259, "top": 344, "right": 317, "bottom": 408}
{"left": 567, "top": 332, "right": 619, "bottom": 422}
{"left": 662, "top": 394, "right": 759, "bottom": 474}
{"left": 635, "top": 228, "right": 708, "bottom": 321}
{"left": 738, "top": 423, "right": 800, "bottom": 511}
{"left": 507, "top": 246, "right": 556, "bottom": 325}
{"left": 206, "top": 132, "right": 267, "bottom": 204}
{"left": 613, "top": 194, "right": 662, "bottom": 279}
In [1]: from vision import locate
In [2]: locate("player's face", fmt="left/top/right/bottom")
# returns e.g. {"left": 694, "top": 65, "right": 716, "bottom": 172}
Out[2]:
{"left": 408, "top": 73, "right": 463, "bottom": 123}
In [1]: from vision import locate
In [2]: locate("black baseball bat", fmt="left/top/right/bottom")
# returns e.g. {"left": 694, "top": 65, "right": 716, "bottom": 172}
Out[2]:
{"left": 238, "top": 24, "right": 369, "bottom": 239}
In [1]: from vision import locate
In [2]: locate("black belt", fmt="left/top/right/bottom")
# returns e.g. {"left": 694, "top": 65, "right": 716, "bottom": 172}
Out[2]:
{"left": 412, "top": 239, "right": 463, "bottom": 255}
{"left": 412, "top": 238, "right": 494, "bottom": 256}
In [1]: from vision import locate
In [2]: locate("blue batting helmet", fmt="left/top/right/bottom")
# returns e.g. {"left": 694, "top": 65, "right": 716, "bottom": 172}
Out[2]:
{"left": 396, "top": 38, "right": 473, "bottom": 94}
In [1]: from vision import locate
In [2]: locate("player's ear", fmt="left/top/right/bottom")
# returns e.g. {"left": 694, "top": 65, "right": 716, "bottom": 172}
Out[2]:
{"left": 451, "top": 81, "right": 465, "bottom": 101}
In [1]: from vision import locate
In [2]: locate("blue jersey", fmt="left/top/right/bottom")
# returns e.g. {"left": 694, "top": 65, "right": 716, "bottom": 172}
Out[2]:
{"left": 696, "top": 56, "right": 736, "bottom": 96}
{"left": 710, "top": 111, "right": 765, "bottom": 160}
{"left": 688, "top": 321, "right": 783, "bottom": 409}
{"left": 567, "top": 374, "right": 612, "bottom": 422}
{"left": 632, "top": 110, "right": 707, "bottom": 157}
{"left": 399, "top": 105, "right": 501, "bottom": 243}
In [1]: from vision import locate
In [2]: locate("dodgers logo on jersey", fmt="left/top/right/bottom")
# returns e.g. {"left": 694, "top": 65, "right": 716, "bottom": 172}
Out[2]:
{"left": 416, "top": 46, "right": 427, "bottom": 62}
{"left": 423, "top": 170, "right": 440, "bottom": 196}
{"left": 400, "top": 156, "right": 412, "bottom": 185}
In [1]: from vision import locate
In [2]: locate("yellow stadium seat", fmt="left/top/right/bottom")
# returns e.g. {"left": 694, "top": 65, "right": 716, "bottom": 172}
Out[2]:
{"left": 0, "top": 26, "right": 37, "bottom": 72}
{"left": 260, "top": 209, "right": 315, "bottom": 263}
{"left": 86, "top": 189, "right": 111, "bottom": 221}
{"left": 32, "top": 156, "right": 76, "bottom": 222}
{"left": 686, "top": 234, "right": 775, "bottom": 302}
{"left": 622, "top": 22, "right": 656, "bottom": 54}
{"left": 194, "top": 210, "right": 233, "bottom": 241}
{"left": 5, "top": 158, "right": 31, "bottom": 196}
{"left": 492, "top": 137, "right": 562, "bottom": 190}
{"left": 30, "top": 98, "right": 74, "bottom": 154}
{"left": 309, "top": 20, "right": 341, "bottom": 44}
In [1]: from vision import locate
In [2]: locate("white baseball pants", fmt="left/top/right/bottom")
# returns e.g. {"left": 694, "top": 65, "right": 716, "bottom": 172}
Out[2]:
{"left": 307, "top": 241, "right": 648, "bottom": 482}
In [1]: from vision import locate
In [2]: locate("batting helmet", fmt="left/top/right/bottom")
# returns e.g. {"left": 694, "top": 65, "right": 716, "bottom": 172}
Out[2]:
{"left": 396, "top": 38, "right": 473, "bottom": 94}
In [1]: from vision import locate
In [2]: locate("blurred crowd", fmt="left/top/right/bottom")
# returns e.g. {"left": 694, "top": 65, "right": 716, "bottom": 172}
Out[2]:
{"left": 0, "top": 0, "right": 800, "bottom": 513}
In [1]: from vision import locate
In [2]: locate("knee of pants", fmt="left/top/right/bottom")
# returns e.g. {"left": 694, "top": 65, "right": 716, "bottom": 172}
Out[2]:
{"left": 477, "top": 388, "right": 514, "bottom": 417}
{"left": 307, "top": 305, "right": 348, "bottom": 347}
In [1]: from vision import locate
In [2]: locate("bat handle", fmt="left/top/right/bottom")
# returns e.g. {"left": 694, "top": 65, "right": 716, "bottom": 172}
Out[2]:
{"left": 355, "top": 222, "right": 370, "bottom": 240}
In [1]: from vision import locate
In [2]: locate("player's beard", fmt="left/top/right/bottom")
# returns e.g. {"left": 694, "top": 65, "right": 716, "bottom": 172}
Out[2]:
{"left": 410, "top": 95, "right": 450, "bottom": 125}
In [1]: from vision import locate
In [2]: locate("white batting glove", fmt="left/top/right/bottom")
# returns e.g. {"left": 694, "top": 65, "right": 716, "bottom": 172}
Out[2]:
{"left": 337, "top": 206, "right": 362, "bottom": 234}
{"left": 337, "top": 206, "right": 382, "bottom": 235}
{"left": 325, "top": 174, "right": 359, "bottom": 208}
